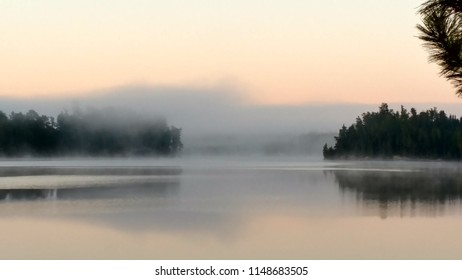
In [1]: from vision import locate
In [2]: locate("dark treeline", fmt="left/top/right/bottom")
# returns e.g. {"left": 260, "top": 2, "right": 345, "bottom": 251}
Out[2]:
{"left": 323, "top": 103, "right": 462, "bottom": 159}
{"left": 0, "top": 108, "right": 182, "bottom": 156}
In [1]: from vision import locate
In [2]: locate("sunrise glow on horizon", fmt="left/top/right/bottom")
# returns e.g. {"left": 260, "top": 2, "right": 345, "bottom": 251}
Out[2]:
{"left": 1, "top": 0, "right": 460, "bottom": 105}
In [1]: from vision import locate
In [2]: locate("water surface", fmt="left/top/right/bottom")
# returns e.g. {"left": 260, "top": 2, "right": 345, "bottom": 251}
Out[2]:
{"left": 1, "top": 157, "right": 462, "bottom": 259}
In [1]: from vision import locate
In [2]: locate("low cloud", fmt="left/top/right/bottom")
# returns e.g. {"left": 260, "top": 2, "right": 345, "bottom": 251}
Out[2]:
{"left": 1, "top": 84, "right": 461, "bottom": 155}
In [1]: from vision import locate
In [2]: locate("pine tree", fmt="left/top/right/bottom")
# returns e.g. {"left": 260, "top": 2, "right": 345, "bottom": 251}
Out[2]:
{"left": 417, "top": 0, "right": 462, "bottom": 97}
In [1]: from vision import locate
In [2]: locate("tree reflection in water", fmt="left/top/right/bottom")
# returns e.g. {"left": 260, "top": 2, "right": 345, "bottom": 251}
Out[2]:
{"left": 0, "top": 181, "right": 180, "bottom": 201}
{"left": 329, "top": 169, "right": 462, "bottom": 218}
{"left": 0, "top": 166, "right": 181, "bottom": 202}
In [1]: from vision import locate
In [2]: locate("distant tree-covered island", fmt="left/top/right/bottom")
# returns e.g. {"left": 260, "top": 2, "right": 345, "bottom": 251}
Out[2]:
{"left": 0, "top": 108, "right": 182, "bottom": 157}
{"left": 323, "top": 103, "right": 462, "bottom": 160}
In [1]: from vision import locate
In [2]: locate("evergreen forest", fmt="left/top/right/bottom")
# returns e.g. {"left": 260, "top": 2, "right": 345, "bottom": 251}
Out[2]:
{"left": 323, "top": 103, "right": 462, "bottom": 160}
{"left": 0, "top": 108, "right": 182, "bottom": 157}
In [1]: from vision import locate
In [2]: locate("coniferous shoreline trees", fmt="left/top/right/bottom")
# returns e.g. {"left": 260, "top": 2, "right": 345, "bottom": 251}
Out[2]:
{"left": 323, "top": 103, "right": 462, "bottom": 160}
{"left": 0, "top": 108, "right": 182, "bottom": 157}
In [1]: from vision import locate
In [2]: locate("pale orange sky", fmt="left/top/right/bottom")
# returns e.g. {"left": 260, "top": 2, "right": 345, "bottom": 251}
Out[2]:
{"left": 0, "top": 0, "right": 459, "bottom": 104}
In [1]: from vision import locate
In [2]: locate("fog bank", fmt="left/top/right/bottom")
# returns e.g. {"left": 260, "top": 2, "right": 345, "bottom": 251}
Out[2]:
{"left": 1, "top": 85, "right": 462, "bottom": 156}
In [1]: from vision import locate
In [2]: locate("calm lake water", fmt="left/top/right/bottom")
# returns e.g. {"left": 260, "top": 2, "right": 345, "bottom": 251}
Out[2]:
{"left": 0, "top": 157, "right": 462, "bottom": 259}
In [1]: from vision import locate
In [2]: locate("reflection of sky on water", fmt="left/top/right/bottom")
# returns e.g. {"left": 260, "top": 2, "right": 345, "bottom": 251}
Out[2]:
{"left": 1, "top": 160, "right": 462, "bottom": 258}
{"left": 0, "top": 165, "right": 343, "bottom": 234}
{"left": 2, "top": 163, "right": 462, "bottom": 231}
